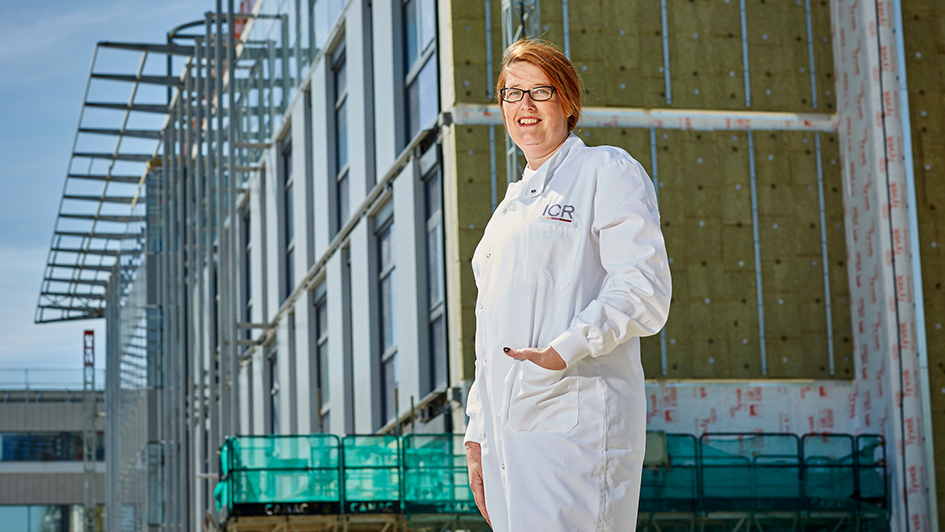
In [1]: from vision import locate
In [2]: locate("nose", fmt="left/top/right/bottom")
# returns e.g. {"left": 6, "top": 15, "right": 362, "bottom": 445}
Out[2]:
{"left": 518, "top": 92, "right": 538, "bottom": 109}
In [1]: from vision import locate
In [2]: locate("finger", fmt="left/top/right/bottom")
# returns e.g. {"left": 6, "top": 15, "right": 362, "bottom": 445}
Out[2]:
{"left": 472, "top": 481, "right": 489, "bottom": 524}
{"left": 471, "top": 481, "right": 485, "bottom": 514}
{"left": 503, "top": 346, "right": 529, "bottom": 362}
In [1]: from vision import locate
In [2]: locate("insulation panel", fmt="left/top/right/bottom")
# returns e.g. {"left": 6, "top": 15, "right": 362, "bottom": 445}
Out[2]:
{"left": 902, "top": 0, "right": 945, "bottom": 526}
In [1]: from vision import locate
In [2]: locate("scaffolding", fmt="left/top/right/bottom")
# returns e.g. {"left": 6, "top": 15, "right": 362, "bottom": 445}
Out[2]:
{"left": 210, "top": 432, "right": 888, "bottom": 532}
{"left": 83, "top": 330, "right": 98, "bottom": 532}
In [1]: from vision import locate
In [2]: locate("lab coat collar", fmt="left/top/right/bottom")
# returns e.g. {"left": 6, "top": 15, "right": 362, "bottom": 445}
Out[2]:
{"left": 520, "top": 133, "right": 585, "bottom": 198}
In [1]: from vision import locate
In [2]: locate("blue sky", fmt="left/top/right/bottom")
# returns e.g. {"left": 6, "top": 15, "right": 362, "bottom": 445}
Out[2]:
{"left": 0, "top": 1, "right": 208, "bottom": 379}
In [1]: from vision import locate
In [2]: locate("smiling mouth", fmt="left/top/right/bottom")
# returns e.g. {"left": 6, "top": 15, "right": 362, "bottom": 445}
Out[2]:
{"left": 518, "top": 118, "right": 540, "bottom": 125}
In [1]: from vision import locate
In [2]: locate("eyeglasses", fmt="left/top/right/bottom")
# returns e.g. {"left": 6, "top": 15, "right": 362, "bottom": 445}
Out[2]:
{"left": 500, "top": 86, "right": 556, "bottom": 103}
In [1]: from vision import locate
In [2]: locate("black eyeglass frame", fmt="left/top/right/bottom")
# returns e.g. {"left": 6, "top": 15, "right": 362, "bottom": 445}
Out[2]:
{"left": 499, "top": 86, "right": 556, "bottom": 103}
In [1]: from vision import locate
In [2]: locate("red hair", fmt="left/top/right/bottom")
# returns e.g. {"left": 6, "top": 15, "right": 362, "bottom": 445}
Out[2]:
{"left": 496, "top": 39, "right": 582, "bottom": 131}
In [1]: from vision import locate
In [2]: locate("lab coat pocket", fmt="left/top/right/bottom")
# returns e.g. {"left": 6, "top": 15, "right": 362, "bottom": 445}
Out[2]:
{"left": 508, "top": 362, "right": 579, "bottom": 433}
{"left": 519, "top": 223, "right": 581, "bottom": 291}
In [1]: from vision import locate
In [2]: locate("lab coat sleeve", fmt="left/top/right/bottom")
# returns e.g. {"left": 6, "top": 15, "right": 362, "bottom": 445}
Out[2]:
{"left": 549, "top": 156, "right": 672, "bottom": 368}
{"left": 463, "top": 361, "right": 486, "bottom": 444}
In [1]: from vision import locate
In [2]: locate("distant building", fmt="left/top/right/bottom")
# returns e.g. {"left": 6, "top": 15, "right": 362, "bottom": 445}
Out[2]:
{"left": 0, "top": 381, "right": 104, "bottom": 532}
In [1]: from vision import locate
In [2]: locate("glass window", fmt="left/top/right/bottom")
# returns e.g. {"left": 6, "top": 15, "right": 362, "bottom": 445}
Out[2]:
{"left": 0, "top": 432, "right": 104, "bottom": 461}
{"left": 312, "top": 0, "right": 329, "bottom": 50}
{"left": 404, "top": 0, "right": 418, "bottom": 69}
{"left": 315, "top": 294, "right": 330, "bottom": 431}
{"left": 242, "top": 211, "right": 252, "bottom": 340}
{"left": 333, "top": 49, "right": 350, "bottom": 232}
{"left": 335, "top": 72, "right": 348, "bottom": 170}
{"left": 147, "top": 443, "right": 164, "bottom": 526}
{"left": 286, "top": 248, "right": 295, "bottom": 299}
{"left": 423, "top": 156, "right": 446, "bottom": 393}
{"left": 312, "top": 0, "right": 346, "bottom": 48}
{"left": 286, "top": 180, "right": 294, "bottom": 245}
{"left": 0, "top": 505, "right": 82, "bottom": 532}
{"left": 420, "top": 0, "right": 436, "bottom": 50}
{"left": 283, "top": 139, "right": 295, "bottom": 300}
{"left": 377, "top": 212, "right": 397, "bottom": 425}
{"left": 403, "top": 0, "right": 438, "bottom": 143}
{"left": 0, "top": 507, "right": 28, "bottom": 531}
{"left": 338, "top": 173, "right": 349, "bottom": 227}
{"left": 268, "top": 341, "right": 280, "bottom": 435}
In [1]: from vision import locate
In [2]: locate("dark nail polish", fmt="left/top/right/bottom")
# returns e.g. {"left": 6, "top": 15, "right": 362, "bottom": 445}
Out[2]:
{"left": 503, "top": 347, "right": 510, "bottom": 353}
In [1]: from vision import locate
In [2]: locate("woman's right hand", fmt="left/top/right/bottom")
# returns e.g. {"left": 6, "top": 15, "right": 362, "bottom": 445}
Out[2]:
{"left": 465, "top": 441, "right": 491, "bottom": 526}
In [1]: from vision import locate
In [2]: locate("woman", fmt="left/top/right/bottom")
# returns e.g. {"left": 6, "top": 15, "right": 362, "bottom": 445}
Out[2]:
{"left": 464, "top": 39, "right": 672, "bottom": 531}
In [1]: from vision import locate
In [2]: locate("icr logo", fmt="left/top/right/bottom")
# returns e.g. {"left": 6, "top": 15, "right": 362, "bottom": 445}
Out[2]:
{"left": 542, "top": 203, "right": 574, "bottom": 222}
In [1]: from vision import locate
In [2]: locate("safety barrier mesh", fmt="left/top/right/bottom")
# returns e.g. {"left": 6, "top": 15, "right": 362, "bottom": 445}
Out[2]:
{"left": 215, "top": 431, "right": 887, "bottom": 520}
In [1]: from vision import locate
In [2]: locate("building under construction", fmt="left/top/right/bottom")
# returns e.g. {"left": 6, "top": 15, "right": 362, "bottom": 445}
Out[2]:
{"left": 35, "top": 0, "right": 945, "bottom": 530}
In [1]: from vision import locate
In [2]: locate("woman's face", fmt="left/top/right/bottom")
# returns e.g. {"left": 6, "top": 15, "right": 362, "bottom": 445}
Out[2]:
{"left": 501, "top": 61, "right": 570, "bottom": 167}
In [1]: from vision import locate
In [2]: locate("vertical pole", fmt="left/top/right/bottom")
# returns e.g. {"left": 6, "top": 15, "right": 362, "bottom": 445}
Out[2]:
{"left": 160, "top": 114, "right": 171, "bottom": 532}
{"left": 83, "top": 330, "right": 96, "bottom": 532}
{"left": 193, "top": 37, "right": 207, "bottom": 525}
{"left": 164, "top": 108, "right": 176, "bottom": 531}
{"left": 281, "top": 15, "right": 291, "bottom": 114}
{"left": 803, "top": 0, "right": 819, "bottom": 109}
{"left": 295, "top": 0, "right": 303, "bottom": 85}
{"left": 814, "top": 133, "right": 835, "bottom": 374}
{"left": 500, "top": 0, "right": 540, "bottom": 184}
{"left": 747, "top": 132, "right": 767, "bottom": 374}
{"left": 216, "top": 0, "right": 230, "bottom": 441}
{"left": 649, "top": 128, "right": 668, "bottom": 376}
{"left": 739, "top": 0, "right": 752, "bottom": 107}
{"left": 660, "top": 0, "right": 671, "bottom": 105}
{"left": 561, "top": 0, "right": 570, "bottom": 58}
{"left": 205, "top": 13, "right": 221, "bottom": 508}
{"left": 485, "top": 0, "right": 498, "bottom": 210}
{"left": 227, "top": 0, "right": 241, "bottom": 436}
{"left": 175, "top": 84, "right": 189, "bottom": 531}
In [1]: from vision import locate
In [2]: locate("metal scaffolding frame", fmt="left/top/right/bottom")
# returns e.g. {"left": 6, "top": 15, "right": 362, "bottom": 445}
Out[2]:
{"left": 35, "top": 41, "right": 192, "bottom": 324}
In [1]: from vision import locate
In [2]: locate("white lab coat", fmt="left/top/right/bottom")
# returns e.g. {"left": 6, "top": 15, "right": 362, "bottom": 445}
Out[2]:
{"left": 464, "top": 133, "right": 671, "bottom": 531}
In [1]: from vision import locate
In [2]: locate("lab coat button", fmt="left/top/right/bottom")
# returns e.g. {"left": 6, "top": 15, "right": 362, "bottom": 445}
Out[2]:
{"left": 501, "top": 463, "right": 505, "bottom": 469}
{"left": 486, "top": 253, "right": 491, "bottom": 258}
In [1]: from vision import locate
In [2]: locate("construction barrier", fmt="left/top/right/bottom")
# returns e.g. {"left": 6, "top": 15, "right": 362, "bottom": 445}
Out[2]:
{"left": 214, "top": 432, "right": 888, "bottom": 529}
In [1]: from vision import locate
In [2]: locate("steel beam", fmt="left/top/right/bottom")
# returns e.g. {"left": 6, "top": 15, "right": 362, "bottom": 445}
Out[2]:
{"left": 38, "top": 304, "right": 103, "bottom": 312}
{"left": 98, "top": 41, "right": 195, "bottom": 56}
{"left": 63, "top": 195, "right": 137, "bottom": 204}
{"left": 44, "top": 292, "right": 106, "bottom": 300}
{"left": 49, "top": 264, "right": 114, "bottom": 272}
{"left": 55, "top": 231, "right": 138, "bottom": 240}
{"left": 45, "top": 278, "right": 108, "bottom": 287}
{"left": 51, "top": 248, "right": 120, "bottom": 257}
{"left": 90, "top": 73, "right": 184, "bottom": 87}
{"left": 78, "top": 128, "right": 163, "bottom": 140}
{"left": 72, "top": 152, "right": 153, "bottom": 162}
{"left": 84, "top": 102, "right": 168, "bottom": 114}
{"left": 67, "top": 174, "right": 142, "bottom": 184}
{"left": 448, "top": 104, "right": 840, "bottom": 132}
{"left": 59, "top": 213, "right": 145, "bottom": 223}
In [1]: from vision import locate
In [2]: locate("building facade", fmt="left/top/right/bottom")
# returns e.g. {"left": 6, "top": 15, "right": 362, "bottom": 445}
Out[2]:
{"left": 0, "top": 384, "right": 105, "bottom": 532}
{"left": 36, "top": 0, "right": 945, "bottom": 530}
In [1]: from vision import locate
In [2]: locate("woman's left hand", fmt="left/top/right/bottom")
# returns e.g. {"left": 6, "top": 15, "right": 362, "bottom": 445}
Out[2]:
{"left": 503, "top": 346, "right": 566, "bottom": 371}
